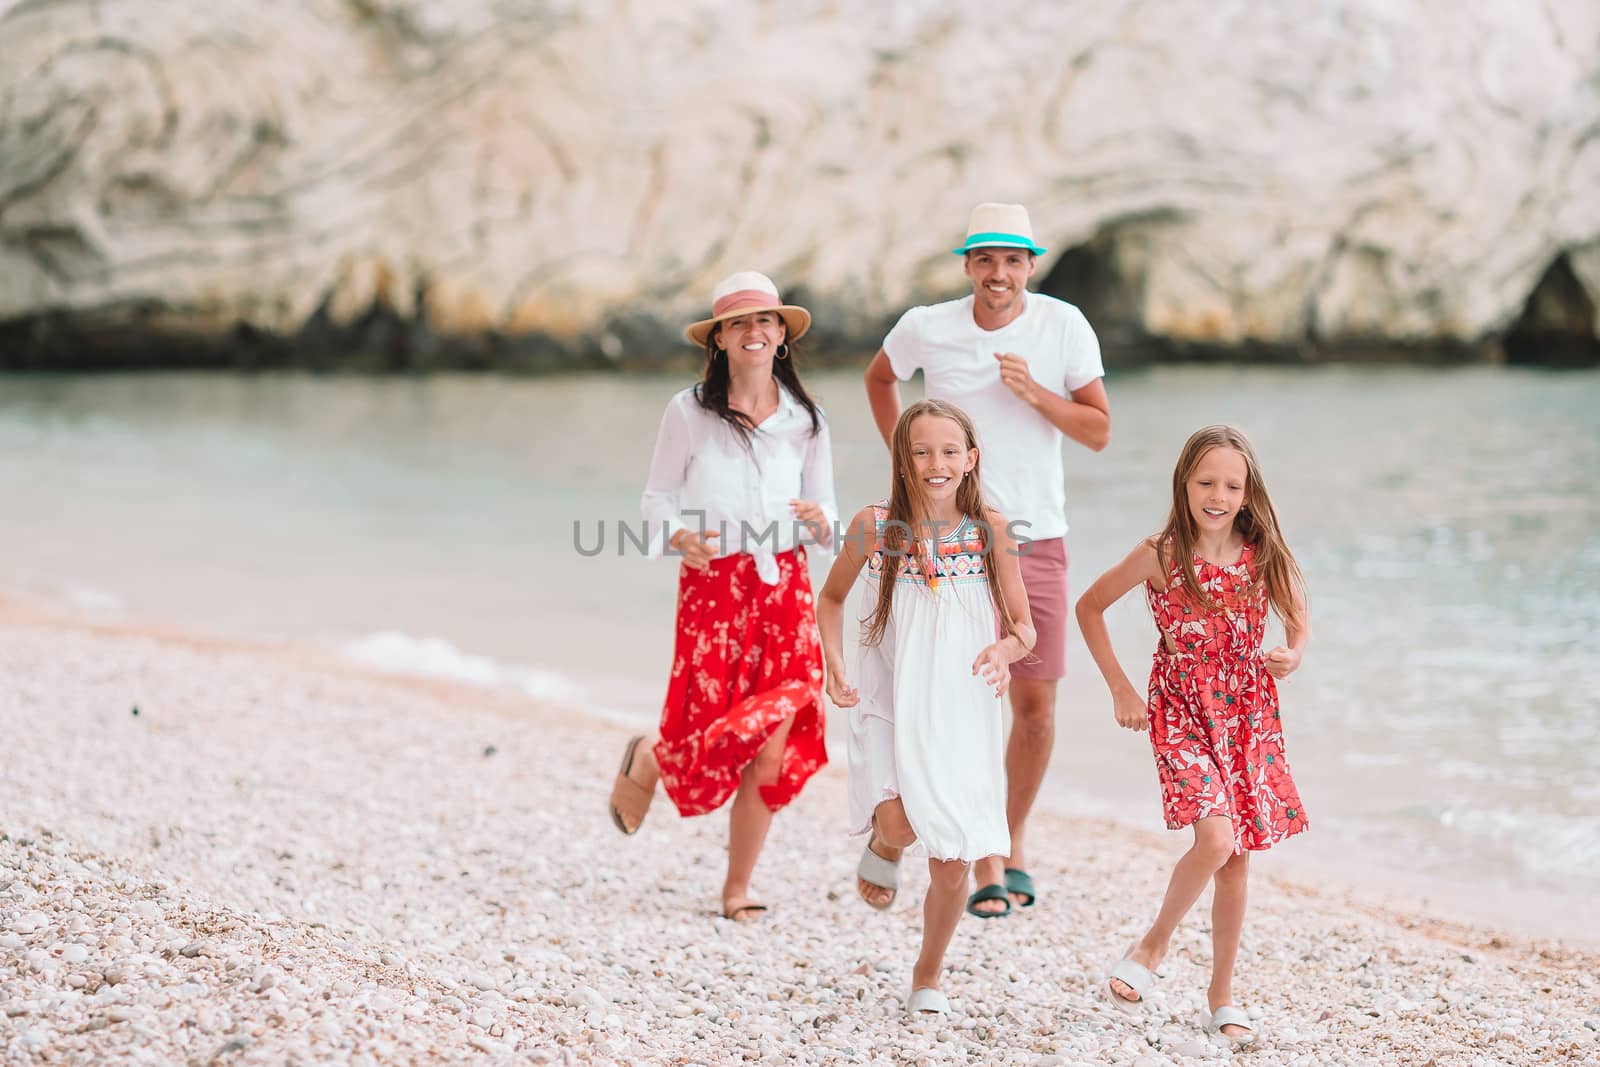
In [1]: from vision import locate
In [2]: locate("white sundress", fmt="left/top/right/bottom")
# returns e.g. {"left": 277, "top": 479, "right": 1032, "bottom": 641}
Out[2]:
{"left": 846, "top": 505, "right": 1010, "bottom": 863}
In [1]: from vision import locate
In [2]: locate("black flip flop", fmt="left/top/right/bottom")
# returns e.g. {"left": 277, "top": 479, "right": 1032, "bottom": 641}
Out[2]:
{"left": 1004, "top": 867, "right": 1037, "bottom": 909}
{"left": 965, "top": 883, "right": 1012, "bottom": 919}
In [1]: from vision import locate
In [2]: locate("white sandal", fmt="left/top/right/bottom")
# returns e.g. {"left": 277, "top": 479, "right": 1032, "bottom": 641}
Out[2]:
{"left": 855, "top": 838, "right": 900, "bottom": 910}
{"left": 906, "top": 987, "right": 950, "bottom": 1015}
{"left": 1106, "top": 957, "right": 1155, "bottom": 1013}
{"left": 1208, "top": 1005, "right": 1255, "bottom": 1043}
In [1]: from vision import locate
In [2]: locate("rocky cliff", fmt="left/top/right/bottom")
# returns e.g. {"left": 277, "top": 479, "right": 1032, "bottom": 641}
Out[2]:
{"left": 1, "top": 0, "right": 1597, "bottom": 368}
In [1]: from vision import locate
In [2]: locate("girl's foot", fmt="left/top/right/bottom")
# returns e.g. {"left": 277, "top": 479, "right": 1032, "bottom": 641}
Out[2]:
{"left": 1207, "top": 1004, "right": 1254, "bottom": 1042}
{"left": 905, "top": 986, "right": 950, "bottom": 1015}
{"left": 857, "top": 834, "right": 902, "bottom": 908}
{"left": 908, "top": 967, "right": 942, "bottom": 1003}
{"left": 1208, "top": 986, "right": 1252, "bottom": 1040}
{"left": 1109, "top": 939, "right": 1166, "bottom": 1004}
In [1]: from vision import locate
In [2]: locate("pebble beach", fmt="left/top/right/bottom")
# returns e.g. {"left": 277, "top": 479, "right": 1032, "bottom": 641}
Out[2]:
{"left": 2, "top": 601, "right": 1596, "bottom": 1066}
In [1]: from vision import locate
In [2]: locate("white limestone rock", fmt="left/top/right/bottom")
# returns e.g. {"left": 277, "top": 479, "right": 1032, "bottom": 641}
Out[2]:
{"left": 2, "top": 1, "right": 1596, "bottom": 361}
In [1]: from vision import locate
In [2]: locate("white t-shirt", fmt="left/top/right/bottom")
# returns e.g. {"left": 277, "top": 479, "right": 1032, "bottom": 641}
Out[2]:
{"left": 883, "top": 292, "right": 1103, "bottom": 540}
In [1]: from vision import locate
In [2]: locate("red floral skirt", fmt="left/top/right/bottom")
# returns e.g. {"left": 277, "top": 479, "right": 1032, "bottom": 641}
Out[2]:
{"left": 1147, "top": 651, "right": 1308, "bottom": 852}
{"left": 652, "top": 548, "right": 827, "bottom": 816}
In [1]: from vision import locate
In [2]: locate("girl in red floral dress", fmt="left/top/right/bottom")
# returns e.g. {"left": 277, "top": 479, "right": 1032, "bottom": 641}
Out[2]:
{"left": 1076, "top": 425, "right": 1309, "bottom": 1044}
{"left": 605, "top": 272, "right": 836, "bottom": 924}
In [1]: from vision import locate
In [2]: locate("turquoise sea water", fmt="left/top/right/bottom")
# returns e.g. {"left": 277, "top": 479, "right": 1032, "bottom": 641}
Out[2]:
{"left": 2, "top": 365, "right": 1596, "bottom": 942}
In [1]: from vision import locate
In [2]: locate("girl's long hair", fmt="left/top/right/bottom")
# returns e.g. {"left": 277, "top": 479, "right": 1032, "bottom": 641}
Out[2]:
{"left": 1155, "top": 424, "right": 1306, "bottom": 628}
{"left": 693, "top": 322, "right": 821, "bottom": 441}
{"left": 863, "top": 399, "right": 1016, "bottom": 646}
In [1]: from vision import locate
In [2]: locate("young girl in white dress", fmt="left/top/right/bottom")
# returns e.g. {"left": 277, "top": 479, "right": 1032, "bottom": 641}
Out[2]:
{"left": 816, "top": 398, "right": 1036, "bottom": 1016}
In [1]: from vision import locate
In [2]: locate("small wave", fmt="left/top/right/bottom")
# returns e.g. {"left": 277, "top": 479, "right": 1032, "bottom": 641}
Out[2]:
{"left": 1437, "top": 806, "right": 1600, "bottom": 881}
{"left": 1342, "top": 751, "right": 1408, "bottom": 767}
{"left": 339, "top": 631, "right": 648, "bottom": 727}
{"left": 64, "top": 583, "right": 124, "bottom": 614}
{"left": 7, "top": 572, "right": 125, "bottom": 617}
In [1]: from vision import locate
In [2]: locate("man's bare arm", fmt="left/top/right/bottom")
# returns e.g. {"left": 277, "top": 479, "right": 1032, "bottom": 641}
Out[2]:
{"left": 864, "top": 349, "right": 902, "bottom": 448}
{"left": 1029, "top": 378, "right": 1111, "bottom": 452}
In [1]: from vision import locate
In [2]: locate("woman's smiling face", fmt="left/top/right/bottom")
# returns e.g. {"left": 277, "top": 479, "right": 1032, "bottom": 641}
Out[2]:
{"left": 714, "top": 311, "right": 787, "bottom": 368}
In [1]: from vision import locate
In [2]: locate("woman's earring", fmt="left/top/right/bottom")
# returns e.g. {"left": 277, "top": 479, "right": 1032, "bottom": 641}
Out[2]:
{"left": 775, "top": 343, "right": 789, "bottom": 360}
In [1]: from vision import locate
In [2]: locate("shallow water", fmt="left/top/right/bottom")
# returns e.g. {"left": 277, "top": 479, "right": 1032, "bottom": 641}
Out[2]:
{"left": 3, "top": 364, "right": 1596, "bottom": 943}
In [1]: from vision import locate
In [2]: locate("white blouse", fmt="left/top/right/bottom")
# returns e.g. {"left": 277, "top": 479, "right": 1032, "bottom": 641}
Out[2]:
{"left": 641, "top": 383, "right": 838, "bottom": 584}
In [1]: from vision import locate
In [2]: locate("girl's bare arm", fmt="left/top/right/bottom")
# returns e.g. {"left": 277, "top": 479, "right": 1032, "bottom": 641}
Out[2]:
{"left": 987, "top": 511, "right": 1036, "bottom": 661}
{"left": 1075, "top": 540, "right": 1165, "bottom": 727}
{"left": 816, "top": 507, "right": 875, "bottom": 704}
{"left": 1266, "top": 578, "right": 1311, "bottom": 679}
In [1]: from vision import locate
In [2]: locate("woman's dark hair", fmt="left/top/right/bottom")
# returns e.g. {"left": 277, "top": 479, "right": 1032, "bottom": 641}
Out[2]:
{"left": 693, "top": 321, "right": 822, "bottom": 443}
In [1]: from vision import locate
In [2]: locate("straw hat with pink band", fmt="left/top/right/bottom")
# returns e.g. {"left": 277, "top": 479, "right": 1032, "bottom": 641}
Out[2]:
{"left": 685, "top": 271, "right": 812, "bottom": 348}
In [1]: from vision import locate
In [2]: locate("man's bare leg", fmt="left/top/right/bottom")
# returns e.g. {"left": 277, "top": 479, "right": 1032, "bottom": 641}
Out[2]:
{"left": 970, "top": 676, "right": 1057, "bottom": 913}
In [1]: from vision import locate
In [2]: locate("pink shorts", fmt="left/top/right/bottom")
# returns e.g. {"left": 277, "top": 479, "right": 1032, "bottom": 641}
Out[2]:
{"left": 1011, "top": 537, "right": 1069, "bottom": 681}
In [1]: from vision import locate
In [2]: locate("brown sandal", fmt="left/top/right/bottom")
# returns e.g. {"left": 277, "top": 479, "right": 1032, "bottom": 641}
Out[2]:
{"left": 608, "top": 735, "right": 657, "bottom": 835}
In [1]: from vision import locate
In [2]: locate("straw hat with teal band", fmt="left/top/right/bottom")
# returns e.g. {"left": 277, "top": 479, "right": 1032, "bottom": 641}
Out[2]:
{"left": 951, "top": 202, "right": 1048, "bottom": 256}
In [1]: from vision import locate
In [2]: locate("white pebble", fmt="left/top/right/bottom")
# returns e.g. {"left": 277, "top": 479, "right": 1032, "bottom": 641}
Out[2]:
{"left": 11, "top": 912, "right": 49, "bottom": 934}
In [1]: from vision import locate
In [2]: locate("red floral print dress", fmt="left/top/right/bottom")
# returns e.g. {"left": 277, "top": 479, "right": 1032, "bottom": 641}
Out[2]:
{"left": 653, "top": 546, "right": 826, "bottom": 816}
{"left": 1144, "top": 541, "right": 1308, "bottom": 852}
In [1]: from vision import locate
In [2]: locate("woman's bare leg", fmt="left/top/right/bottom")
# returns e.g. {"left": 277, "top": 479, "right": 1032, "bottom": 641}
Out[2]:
{"left": 722, "top": 715, "right": 794, "bottom": 916}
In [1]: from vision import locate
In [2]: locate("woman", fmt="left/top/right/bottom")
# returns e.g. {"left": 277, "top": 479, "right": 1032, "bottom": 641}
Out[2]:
{"left": 608, "top": 271, "right": 836, "bottom": 922}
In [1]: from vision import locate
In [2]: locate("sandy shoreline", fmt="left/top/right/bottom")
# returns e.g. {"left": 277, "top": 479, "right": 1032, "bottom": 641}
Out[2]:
{"left": 2, "top": 604, "right": 1596, "bottom": 1065}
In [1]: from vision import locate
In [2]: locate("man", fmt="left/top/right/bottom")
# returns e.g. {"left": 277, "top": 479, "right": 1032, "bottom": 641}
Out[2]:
{"left": 862, "top": 202, "right": 1110, "bottom": 918}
